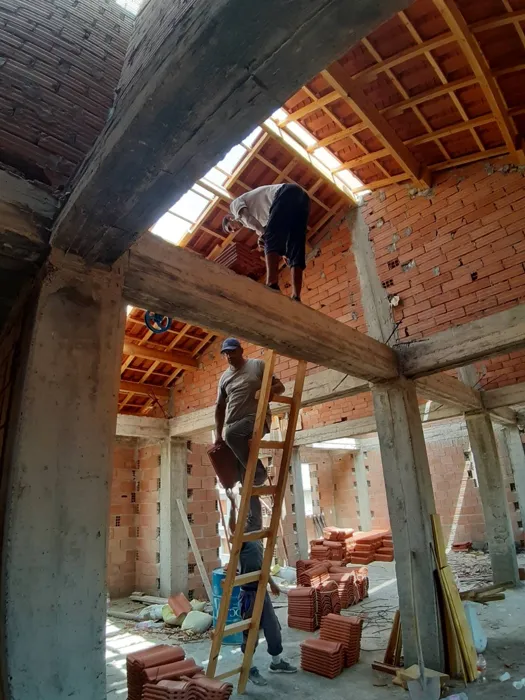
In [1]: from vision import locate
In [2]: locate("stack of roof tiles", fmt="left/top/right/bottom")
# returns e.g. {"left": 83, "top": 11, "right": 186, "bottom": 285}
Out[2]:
{"left": 315, "top": 580, "right": 341, "bottom": 617}
{"left": 296, "top": 559, "right": 318, "bottom": 586}
{"left": 142, "top": 675, "right": 233, "bottom": 700}
{"left": 328, "top": 572, "right": 359, "bottom": 609}
{"left": 320, "top": 614, "right": 364, "bottom": 667}
{"left": 288, "top": 587, "right": 318, "bottom": 631}
{"left": 348, "top": 531, "right": 390, "bottom": 564}
{"left": 126, "top": 645, "right": 202, "bottom": 700}
{"left": 323, "top": 526, "right": 354, "bottom": 541}
{"left": 375, "top": 532, "right": 394, "bottom": 562}
{"left": 302, "top": 563, "right": 330, "bottom": 587}
{"left": 300, "top": 638, "right": 344, "bottom": 678}
{"left": 309, "top": 540, "right": 330, "bottom": 561}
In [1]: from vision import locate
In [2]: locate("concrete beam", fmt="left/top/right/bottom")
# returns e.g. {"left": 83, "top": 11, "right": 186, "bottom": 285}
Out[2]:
{"left": 483, "top": 381, "right": 525, "bottom": 410}
{"left": 2, "top": 250, "right": 125, "bottom": 699}
{"left": 465, "top": 411, "right": 519, "bottom": 585}
{"left": 50, "top": 0, "right": 413, "bottom": 263}
{"left": 498, "top": 426, "right": 525, "bottom": 537}
{"left": 116, "top": 414, "right": 169, "bottom": 439}
{"left": 124, "top": 235, "right": 398, "bottom": 382}
{"left": 372, "top": 379, "right": 443, "bottom": 670}
{"left": 159, "top": 438, "right": 189, "bottom": 597}
{"left": 291, "top": 448, "right": 309, "bottom": 560}
{"left": 398, "top": 304, "right": 525, "bottom": 377}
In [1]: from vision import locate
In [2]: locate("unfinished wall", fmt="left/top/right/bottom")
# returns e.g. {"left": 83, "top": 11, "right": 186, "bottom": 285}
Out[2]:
{"left": 0, "top": 0, "right": 133, "bottom": 189}
{"left": 108, "top": 439, "right": 137, "bottom": 598}
{"left": 361, "top": 157, "right": 525, "bottom": 341}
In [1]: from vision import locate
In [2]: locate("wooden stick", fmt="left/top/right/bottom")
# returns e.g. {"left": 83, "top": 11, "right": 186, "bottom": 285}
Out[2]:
{"left": 177, "top": 498, "right": 213, "bottom": 602}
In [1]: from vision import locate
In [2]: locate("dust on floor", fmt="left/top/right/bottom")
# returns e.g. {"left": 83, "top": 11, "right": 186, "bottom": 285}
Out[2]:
{"left": 107, "top": 555, "right": 525, "bottom": 699}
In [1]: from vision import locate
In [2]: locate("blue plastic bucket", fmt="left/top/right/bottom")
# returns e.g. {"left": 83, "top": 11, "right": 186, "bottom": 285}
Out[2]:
{"left": 212, "top": 567, "right": 243, "bottom": 645}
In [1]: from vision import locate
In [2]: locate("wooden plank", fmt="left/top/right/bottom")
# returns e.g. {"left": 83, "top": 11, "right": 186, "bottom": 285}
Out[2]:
{"left": 429, "top": 146, "right": 508, "bottom": 171}
{"left": 398, "top": 304, "right": 525, "bottom": 377}
{"left": 323, "top": 64, "right": 431, "bottom": 187}
{"left": 123, "top": 340, "right": 198, "bottom": 369}
{"left": 434, "top": 0, "right": 517, "bottom": 156}
{"left": 431, "top": 514, "right": 448, "bottom": 569}
{"left": 119, "top": 380, "right": 170, "bottom": 399}
{"left": 124, "top": 235, "right": 398, "bottom": 382}
{"left": 176, "top": 498, "right": 213, "bottom": 601}
{"left": 50, "top": 0, "right": 412, "bottom": 264}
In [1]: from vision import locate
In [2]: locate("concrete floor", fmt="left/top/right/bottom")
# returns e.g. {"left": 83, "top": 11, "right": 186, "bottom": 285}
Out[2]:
{"left": 107, "top": 555, "right": 525, "bottom": 699}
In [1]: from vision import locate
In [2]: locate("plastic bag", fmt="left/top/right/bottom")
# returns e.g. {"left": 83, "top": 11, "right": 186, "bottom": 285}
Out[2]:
{"left": 138, "top": 604, "right": 164, "bottom": 621}
{"left": 162, "top": 604, "right": 186, "bottom": 627}
{"left": 190, "top": 599, "right": 207, "bottom": 612}
{"left": 181, "top": 610, "right": 213, "bottom": 633}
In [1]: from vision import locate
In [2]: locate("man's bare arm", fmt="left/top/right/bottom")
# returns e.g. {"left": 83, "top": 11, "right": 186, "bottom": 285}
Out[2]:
{"left": 215, "top": 396, "right": 226, "bottom": 444}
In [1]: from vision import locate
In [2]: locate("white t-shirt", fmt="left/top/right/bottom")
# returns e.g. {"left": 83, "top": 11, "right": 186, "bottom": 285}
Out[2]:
{"left": 230, "top": 184, "right": 283, "bottom": 229}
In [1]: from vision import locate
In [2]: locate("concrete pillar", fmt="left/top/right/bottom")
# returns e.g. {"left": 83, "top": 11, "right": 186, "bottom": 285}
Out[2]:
{"left": 372, "top": 378, "right": 443, "bottom": 671}
{"left": 2, "top": 250, "right": 125, "bottom": 700}
{"left": 465, "top": 411, "right": 519, "bottom": 585}
{"left": 354, "top": 449, "right": 372, "bottom": 531}
{"left": 500, "top": 425, "right": 525, "bottom": 527}
{"left": 159, "top": 437, "right": 188, "bottom": 596}
{"left": 291, "top": 447, "right": 308, "bottom": 560}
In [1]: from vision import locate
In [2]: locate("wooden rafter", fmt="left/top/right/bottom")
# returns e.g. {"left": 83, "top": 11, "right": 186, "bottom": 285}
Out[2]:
{"left": 322, "top": 63, "right": 432, "bottom": 187}
{"left": 434, "top": 0, "right": 519, "bottom": 158}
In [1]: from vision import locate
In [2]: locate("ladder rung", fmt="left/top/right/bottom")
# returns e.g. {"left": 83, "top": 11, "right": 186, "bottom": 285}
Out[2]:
{"left": 214, "top": 666, "right": 243, "bottom": 680}
{"left": 242, "top": 529, "right": 272, "bottom": 542}
{"left": 251, "top": 485, "right": 277, "bottom": 497}
{"left": 260, "top": 440, "right": 285, "bottom": 450}
{"left": 272, "top": 395, "right": 293, "bottom": 405}
{"left": 221, "top": 571, "right": 261, "bottom": 588}
{"left": 223, "top": 619, "right": 252, "bottom": 635}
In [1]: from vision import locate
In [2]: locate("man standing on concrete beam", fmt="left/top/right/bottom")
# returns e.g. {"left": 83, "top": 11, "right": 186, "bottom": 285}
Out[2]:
{"left": 223, "top": 183, "right": 310, "bottom": 302}
{"left": 215, "top": 338, "right": 285, "bottom": 531}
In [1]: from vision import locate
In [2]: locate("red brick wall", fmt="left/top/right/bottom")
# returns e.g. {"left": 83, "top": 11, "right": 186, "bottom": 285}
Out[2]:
{"left": 187, "top": 444, "right": 221, "bottom": 600}
{"left": 0, "top": 0, "right": 133, "bottom": 189}
{"left": 135, "top": 443, "right": 161, "bottom": 593}
{"left": 108, "top": 439, "right": 137, "bottom": 598}
{"left": 361, "top": 157, "right": 525, "bottom": 342}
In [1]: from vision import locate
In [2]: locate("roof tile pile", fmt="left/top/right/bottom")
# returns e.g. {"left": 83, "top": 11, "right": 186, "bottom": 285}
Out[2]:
{"left": 315, "top": 580, "right": 341, "bottom": 617}
{"left": 375, "top": 532, "right": 394, "bottom": 561}
{"left": 288, "top": 587, "right": 318, "bottom": 631}
{"left": 300, "top": 638, "right": 344, "bottom": 679}
{"left": 320, "top": 614, "right": 364, "bottom": 668}
{"left": 142, "top": 675, "right": 233, "bottom": 700}
{"left": 126, "top": 645, "right": 202, "bottom": 700}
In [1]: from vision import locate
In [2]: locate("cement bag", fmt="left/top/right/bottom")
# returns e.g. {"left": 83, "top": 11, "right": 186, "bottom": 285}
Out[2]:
{"left": 181, "top": 610, "right": 213, "bottom": 633}
{"left": 162, "top": 604, "right": 186, "bottom": 627}
{"left": 464, "top": 601, "right": 487, "bottom": 653}
{"left": 138, "top": 604, "right": 164, "bottom": 621}
{"left": 190, "top": 599, "right": 207, "bottom": 612}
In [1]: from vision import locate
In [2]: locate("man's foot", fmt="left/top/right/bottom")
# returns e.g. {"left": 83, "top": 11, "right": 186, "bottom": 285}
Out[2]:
{"left": 249, "top": 667, "right": 268, "bottom": 686}
{"left": 291, "top": 295, "right": 301, "bottom": 302}
{"left": 269, "top": 659, "right": 297, "bottom": 674}
{"left": 266, "top": 283, "right": 280, "bottom": 292}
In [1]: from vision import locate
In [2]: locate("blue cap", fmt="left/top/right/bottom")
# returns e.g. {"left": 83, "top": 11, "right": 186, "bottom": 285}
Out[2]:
{"left": 221, "top": 337, "right": 241, "bottom": 353}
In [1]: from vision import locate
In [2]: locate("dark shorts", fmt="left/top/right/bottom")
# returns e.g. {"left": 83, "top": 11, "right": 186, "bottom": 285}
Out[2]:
{"left": 263, "top": 184, "right": 310, "bottom": 270}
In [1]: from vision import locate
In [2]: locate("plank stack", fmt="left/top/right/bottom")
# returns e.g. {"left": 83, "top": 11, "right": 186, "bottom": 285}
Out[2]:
{"left": 300, "top": 638, "right": 345, "bottom": 679}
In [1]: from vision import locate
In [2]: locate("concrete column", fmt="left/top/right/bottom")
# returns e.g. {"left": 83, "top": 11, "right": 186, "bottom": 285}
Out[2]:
{"left": 354, "top": 449, "right": 372, "bottom": 531}
{"left": 465, "top": 411, "right": 519, "bottom": 585}
{"left": 291, "top": 447, "right": 308, "bottom": 560}
{"left": 500, "top": 425, "right": 525, "bottom": 525}
{"left": 2, "top": 250, "right": 125, "bottom": 700}
{"left": 159, "top": 437, "right": 188, "bottom": 596}
{"left": 372, "top": 378, "right": 443, "bottom": 671}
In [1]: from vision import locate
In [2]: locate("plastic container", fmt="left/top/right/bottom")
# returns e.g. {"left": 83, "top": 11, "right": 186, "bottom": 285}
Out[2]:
{"left": 212, "top": 567, "right": 243, "bottom": 645}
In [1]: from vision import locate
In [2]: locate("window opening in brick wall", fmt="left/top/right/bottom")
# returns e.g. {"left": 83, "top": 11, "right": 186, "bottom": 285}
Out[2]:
{"left": 156, "top": 552, "right": 160, "bottom": 563}
{"left": 518, "top": 520, "right": 523, "bottom": 529}
{"left": 131, "top": 492, "right": 136, "bottom": 503}
{"left": 188, "top": 589, "right": 194, "bottom": 601}
{"left": 387, "top": 258, "right": 399, "bottom": 270}
{"left": 215, "top": 500, "right": 219, "bottom": 511}
{"left": 188, "top": 513, "right": 194, "bottom": 524}
{"left": 293, "top": 522, "right": 297, "bottom": 533}
{"left": 157, "top": 502, "right": 161, "bottom": 514}
{"left": 187, "top": 465, "right": 192, "bottom": 475}
{"left": 157, "top": 455, "right": 161, "bottom": 466}
{"left": 136, "top": 481, "right": 140, "bottom": 492}
{"left": 132, "top": 470, "right": 136, "bottom": 480}
{"left": 510, "top": 482, "right": 516, "bottom": 492}
{"left": 155, "top": 527, "right": 160, "bottom": 537}
{"left": 115, "top": 516, "right": 121, "bottom": 527}
{"left": 188, "top": 539, "right": 191, "bottom": 548}
{"left": 157, "top": 478, "right": 161, "bottom": 490}
{"left": 187, "top": 489, "right": 193, "bottom": 500}
{"left": 136, "top": 527, "right": 140, "bottom": 537}
{"left": 215, "top": 523, "right": 219, "bottom": 534}
{"left": 188, "top": 563, "right": 195, "bottom": 575}
{"left": 514, "top": 501, "right": 520, "bottom": 511}
{"left": 156, "top": 578, "right": 160, "bottom": 590}
{"left": 133, "top": 504, "right": 139, "bottom": 515}
{"left": 135, "top": 551, "right": 139, "bottom": 561}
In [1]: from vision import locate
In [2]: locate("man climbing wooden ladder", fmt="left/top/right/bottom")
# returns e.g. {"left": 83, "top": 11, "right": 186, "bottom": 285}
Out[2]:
{"left": 206, "top": 349, "right": 307, "bottom": 692}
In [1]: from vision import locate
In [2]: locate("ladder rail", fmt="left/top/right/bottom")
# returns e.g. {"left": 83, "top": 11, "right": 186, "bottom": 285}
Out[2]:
{"left": 237, "top": 359, "right": 307, "bottom": 693}
{"left": 206, "top": 350, "right": 276, "bottom": 678}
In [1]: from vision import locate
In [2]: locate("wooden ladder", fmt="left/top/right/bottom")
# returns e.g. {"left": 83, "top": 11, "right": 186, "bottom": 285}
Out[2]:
{"left": 206, "top": 349, "right": 307, "bottom": 693}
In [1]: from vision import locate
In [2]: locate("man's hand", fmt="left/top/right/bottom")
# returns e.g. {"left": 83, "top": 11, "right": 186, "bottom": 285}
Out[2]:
{"left": 214, "top": 434, "right": 225, "bottom": 446}
{"left": 269, "top": 580, "right": 281, "bottom": 597}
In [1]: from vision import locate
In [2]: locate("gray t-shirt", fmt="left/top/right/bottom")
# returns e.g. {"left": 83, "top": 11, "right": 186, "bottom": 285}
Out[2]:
{"left": 217, "top": 358, "right": 271, "bottom": 426}
{"left": 239, "top": 541, "right": 263, "bottom": 590}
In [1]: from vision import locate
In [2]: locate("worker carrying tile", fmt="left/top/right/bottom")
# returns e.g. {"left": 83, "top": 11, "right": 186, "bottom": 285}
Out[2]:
{"left": 227, "top": 489, "right": 297, "bottom": 685}
{"left": 214, "top": 338, "right": 285, "bottom": 532}
{"left": 222, "top": 183, "right": 310, "bottom": 302}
